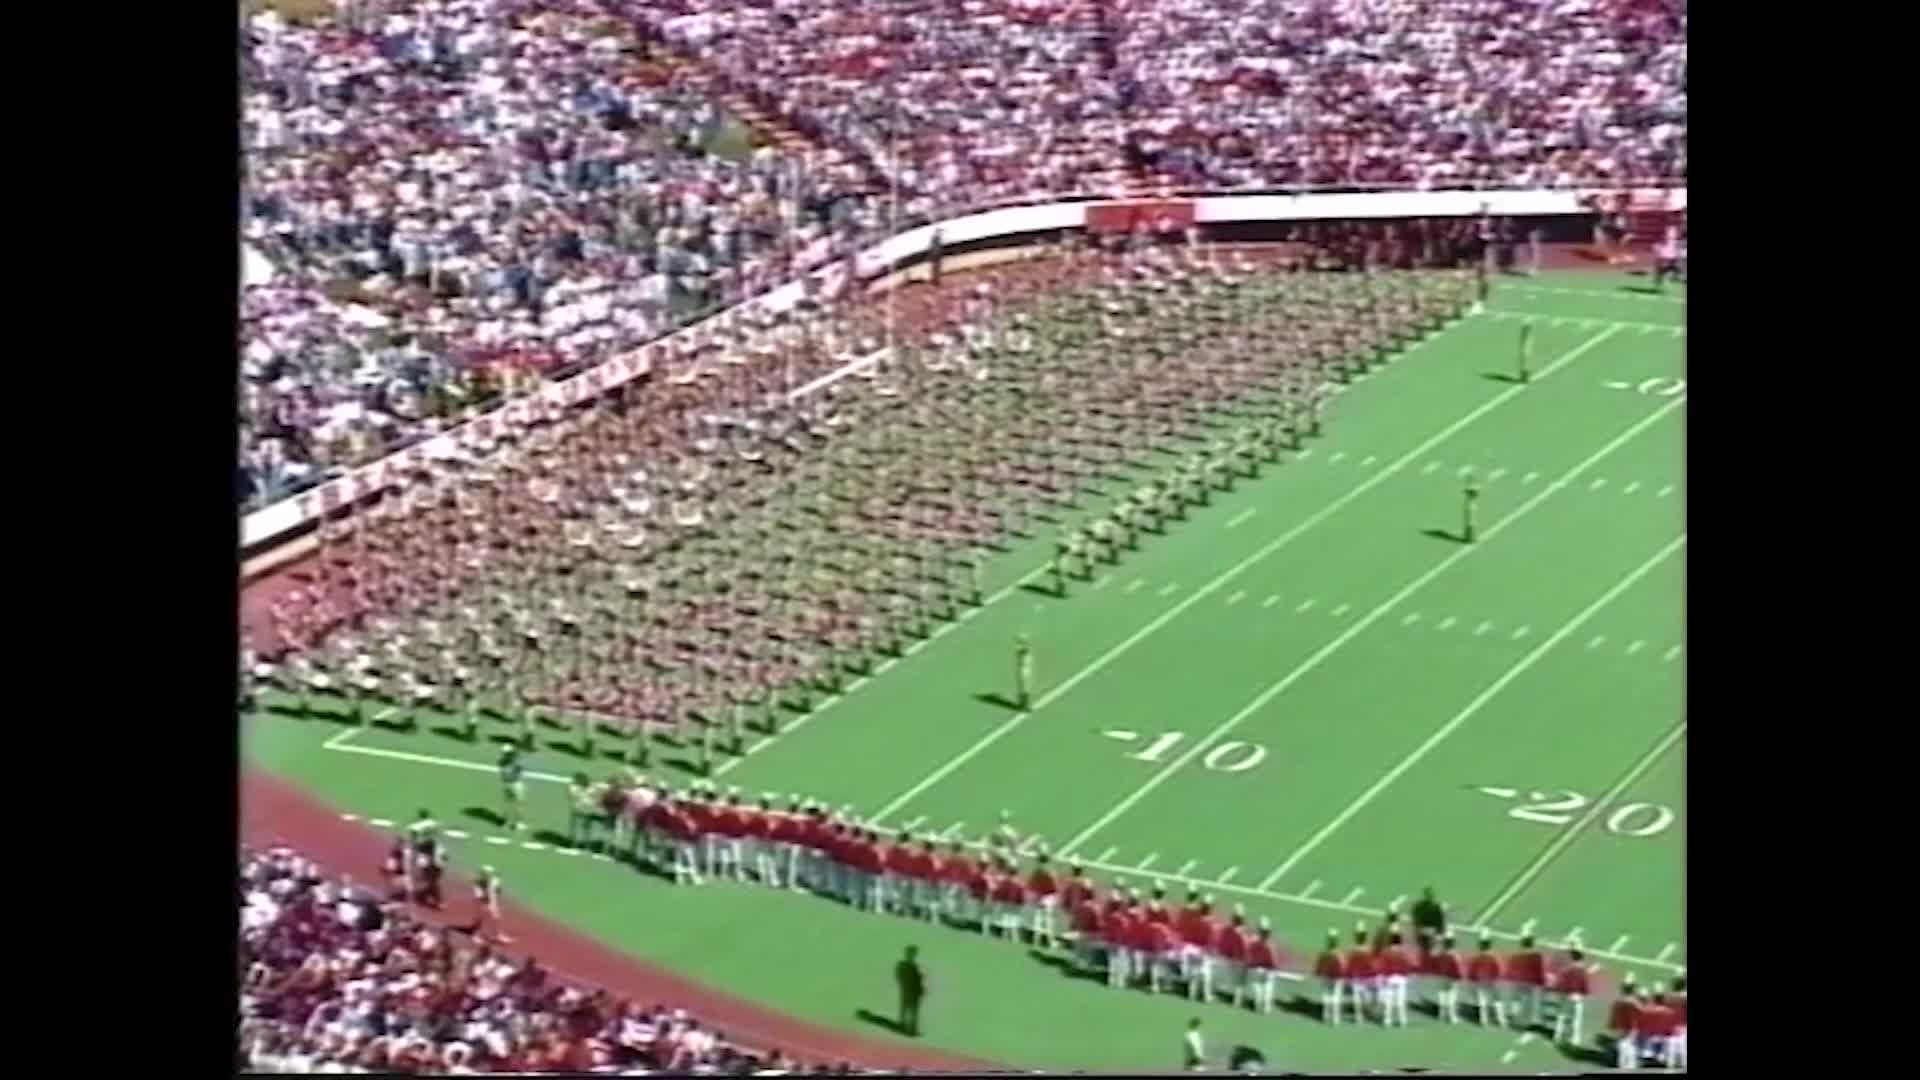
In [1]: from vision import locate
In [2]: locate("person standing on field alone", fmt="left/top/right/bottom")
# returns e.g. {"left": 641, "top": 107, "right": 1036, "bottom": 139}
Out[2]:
{"left": 1181, "top": 1017, "right": 1206, "bottom": 1072}
{"left": 895, "top": 946, "right": 926, "bottom": 1037}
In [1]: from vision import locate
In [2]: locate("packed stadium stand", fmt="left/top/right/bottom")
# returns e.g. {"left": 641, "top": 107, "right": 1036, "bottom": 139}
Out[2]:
{"left": 238, "top": 0, "right": 1684, "bottom": 511}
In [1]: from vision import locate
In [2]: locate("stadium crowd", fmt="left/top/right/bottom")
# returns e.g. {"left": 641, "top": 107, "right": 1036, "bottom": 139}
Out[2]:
{"left": 238, "top": 844, "right": 861, "bottom": 1074}
{"left": 239, "top": 0, "right": 1685, "bottom": 511}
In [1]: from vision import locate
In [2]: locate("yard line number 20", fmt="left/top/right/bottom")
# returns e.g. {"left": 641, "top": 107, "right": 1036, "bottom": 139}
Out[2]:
{"left": 1130, "top": 732, "right": 1267, "bottom": 773}
{"left": 1512, "top": 790, "right": 1676, "bottom": 838}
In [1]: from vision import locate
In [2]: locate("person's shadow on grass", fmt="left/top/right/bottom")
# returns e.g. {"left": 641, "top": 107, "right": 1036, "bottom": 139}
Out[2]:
{"left": 1421, "top": 527, "right": 1469, "bottom": 545}
{"left": 973, "top": 691, "right": 1024, "bottom": 712}
{"left": 854, "top": 1009, "right": 912, "bottom": 1037}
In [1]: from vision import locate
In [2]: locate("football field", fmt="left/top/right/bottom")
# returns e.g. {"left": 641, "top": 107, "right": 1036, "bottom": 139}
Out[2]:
{"left": 246, "top": 271, "right": 1686, "bottom": 1072}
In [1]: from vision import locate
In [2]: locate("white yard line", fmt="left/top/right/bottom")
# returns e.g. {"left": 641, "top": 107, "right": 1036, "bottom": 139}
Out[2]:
{"left": 1096, "top": 846, "right": 1120, "bottom": 863}
{"left": 1227, "top": 590, "right": 1247, "bottom": 605}
{"left": 1125, "top": 579, "right": 1148, "bottom": 593}
{"left": 1610, "top": 935, "right": 1632, "bottom": 954}
{"left": 1254, "top": 532, "right": 1685, "bottom": 891}
{"left": 1136, "top": 853, "right": 1159, "bottom": 871}
{"left": 1158, "top": 583, "right": 1180, "bottom": 597}
{"left": 1217, "top": 867, "right": 1239, "bottom": 885}
{"left": 863, "top": 331, "right": 1623, "bottom": 828}
{"left": 1262, "top": 595, "right": 1279, "bottom": 608}
{"left": 1341, "top": 887, "right": 1366, "bottom": 905}
{"left": 1655, "top": 943, "right": 1677, "bottom": 964}
{"left": 1295, "top": 598, "right": 1318, "bottom": 613}
{"left": 1176, "top": 859, "right": 1198, "bottom": 878}
{"left": 1472, "top": 721, "right": 1689, "bottom": 928}
{"left": 1226, "top": 508, "right": 1257, "bottom": 529}
{"left": 326, "top": 738, "right": 571, "bottom": 785}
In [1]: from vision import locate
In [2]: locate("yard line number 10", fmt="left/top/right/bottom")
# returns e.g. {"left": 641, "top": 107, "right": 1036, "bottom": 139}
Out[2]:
{"left": 1126, "top": 731, "right": 1267, "bottom": 773}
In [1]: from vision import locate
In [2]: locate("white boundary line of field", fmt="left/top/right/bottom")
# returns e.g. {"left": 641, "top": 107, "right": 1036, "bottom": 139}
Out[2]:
{"left": 1256, "top": 533, "right": 1687, "bottom": 890}
{"left": 314, "top": 733, "right": 1684, "bottom": 975}
{"left": 1055, "top": 389, "right": 1683, "bottom": 860}
{"left": 867, "top": 326, "right": 1623, "bottom": 824}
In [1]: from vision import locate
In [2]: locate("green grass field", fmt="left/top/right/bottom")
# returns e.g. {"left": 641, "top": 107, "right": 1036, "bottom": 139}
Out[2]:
{"left": 245, "top": 271, "right": 1686, "bottom": 1072}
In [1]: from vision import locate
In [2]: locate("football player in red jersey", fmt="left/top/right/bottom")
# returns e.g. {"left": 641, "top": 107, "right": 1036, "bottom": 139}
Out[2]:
{"left": 1343, "top": 925, "right": 1378, "bottom": 1024}
{"left": 1547, "top": 949, "right": 1592, "bottom": 1045}
{"left": 1313, "top": 930, "right": 1347, "bottom": 1023}
{"left": 1466, "top": 937, "right": 1506, "bottom": 1026}
{"left": 1426, "top": 935, "right": 1465, "bottom": 1023}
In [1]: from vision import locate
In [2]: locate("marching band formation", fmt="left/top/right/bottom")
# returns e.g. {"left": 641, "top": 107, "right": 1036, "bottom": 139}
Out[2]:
{"left": 244, "top": 239, "right": 1481, "bottom": 772}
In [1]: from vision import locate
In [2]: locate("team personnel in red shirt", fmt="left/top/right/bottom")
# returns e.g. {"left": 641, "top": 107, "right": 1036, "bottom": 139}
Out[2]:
{"left": 1635, "top": 989, "right": 1680, "bottom": 1069}
{"left": 1026, "top": 855, "right": 1061, "bottom": 948}
{"left": 1505, "top": 934, "right": 1547, "bottom": 1027}
{"left": 1243, "top": 920, "right": 1282, "bottom": 1014}
{"left": 1216, "top": 908, "right": 1250, "bottom": 1009}
{"left": 1425, "top": 935, "right": 1465, "bottom": 1024}
{"left": 1313, "top": 930, "right": 1347, "bottom": 1024}
{"left": 1176, "top": 896, "right": 1219, "bottom": 1001}
{"left": 1344, "top": 925, "right": 1378, "bottom": 1024}
{"left": 747, "top": 796, "right": 778, "bottom": 886}
{"left": 1146, "top": 917, "right": 1181, "bottom": 994}
{"left": 941, "top": 841, "right": 976, "bottom": 926}
{"left": 1663, "top": 978, "right": 1688, "bottom": 1069}
{"left": 991, "top": 861, "right": 1029, "bottom": 940}
{"left": 1071, "top": 891, "right": 1105, "bottom": 972}
{"left": 969, "top": 857, "right": 999, "bottom": 934}
{"left": 713, "top": 792, "right": 746, "bottom": 881}
{"left": 1105, "top": 898, "right": 1137, "bottom": 988}
{"left": 1377, "top": 932, "right": 1414, "bottom": 1027}
{"left": 1602, "top": 977, "right": 1642, "bottom": 1068}
{"left": 910, "top": 839, "right": 943, "bottom": 921}
{"left": 1466, "top": 938, "right": 1506, "bottom": 1026}
{"left": 1547, "top": 949, "right": 1592, "bottom": 1045}
{"left": 883, "top": 834, "right": 917, "bottom": 915}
